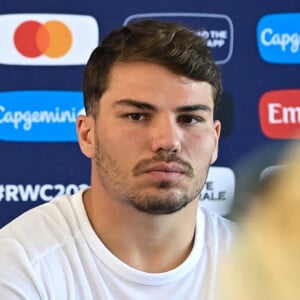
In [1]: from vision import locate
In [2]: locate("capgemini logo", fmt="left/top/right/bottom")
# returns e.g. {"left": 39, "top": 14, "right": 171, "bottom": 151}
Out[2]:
{"left": 257, "top": 13, "right": 300, "bottom": 63}
{"left": 0, "top": 91, "right": 84, "bottom": 142}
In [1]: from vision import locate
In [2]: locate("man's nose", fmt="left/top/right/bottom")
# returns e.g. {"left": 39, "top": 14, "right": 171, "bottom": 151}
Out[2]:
{"left": 149, "top": 116, "right": 182, "bottom": 153}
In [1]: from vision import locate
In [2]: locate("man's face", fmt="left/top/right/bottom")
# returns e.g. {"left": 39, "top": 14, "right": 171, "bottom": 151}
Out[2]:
{"left": 92, "top": 61, "right": 220, "bottom": 214}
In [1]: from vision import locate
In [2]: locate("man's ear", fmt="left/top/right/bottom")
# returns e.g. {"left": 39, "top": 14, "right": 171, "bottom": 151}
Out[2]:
{"left": 76, "top": 115, "right": 95, "bottom": 158}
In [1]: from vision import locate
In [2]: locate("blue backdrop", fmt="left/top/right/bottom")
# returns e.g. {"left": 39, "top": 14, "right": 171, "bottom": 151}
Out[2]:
{"left": 1, "top": 0, "right": 300, "bottom": 227}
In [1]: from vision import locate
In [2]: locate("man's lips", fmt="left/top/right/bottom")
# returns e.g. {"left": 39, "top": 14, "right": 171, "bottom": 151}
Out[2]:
{"left": 144, "top": 163, "right": 187, "bottom": 174}
{"left": 140, "top": 163, "right": 189, "bottom": 181}
{"left": 132, "top": 154, "right": 194, "bottom": 178}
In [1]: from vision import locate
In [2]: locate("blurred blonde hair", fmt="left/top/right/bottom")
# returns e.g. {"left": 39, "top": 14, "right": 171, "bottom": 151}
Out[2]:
{"left": 218, "top": 143, "right": 300, "bottom": 300}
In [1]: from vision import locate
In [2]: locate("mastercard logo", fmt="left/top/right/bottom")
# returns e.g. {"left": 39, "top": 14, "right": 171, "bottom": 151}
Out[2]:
{"left": 0, "top": 14, "right": 99, "bottom": 65}
{"left": 14, "top": 20, "right": 73, "bottom": 58}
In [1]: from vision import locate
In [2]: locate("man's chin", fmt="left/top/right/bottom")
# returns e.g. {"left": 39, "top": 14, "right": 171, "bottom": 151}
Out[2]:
{"left": 129, "top": 196, "right": 194, "bottom": 215}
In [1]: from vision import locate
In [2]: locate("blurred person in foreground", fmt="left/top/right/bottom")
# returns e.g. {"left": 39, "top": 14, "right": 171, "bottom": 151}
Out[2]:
{"left": 217, "top": 143, "right": 300, "bottom": 300}
{"left": 0, "top": 19, "right": 235, "bottom": 299}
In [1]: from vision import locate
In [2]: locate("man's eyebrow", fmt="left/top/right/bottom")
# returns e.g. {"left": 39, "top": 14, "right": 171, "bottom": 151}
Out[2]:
{"left": 113, "top": 99, "right": 212, "bottom": 113}
{"left": 113, "top": 99, "right": 157, "bottom": 111}
{"left": 176, "top": 104, "right": 212, "bottom": 113}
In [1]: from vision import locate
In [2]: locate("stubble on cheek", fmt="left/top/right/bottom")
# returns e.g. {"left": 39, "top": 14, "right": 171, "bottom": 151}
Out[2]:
{"left": 94, "top": 138, "right": 127, "bottom": 191}
{"left": 93, "top": 134, "right": 212, "bottom": 214}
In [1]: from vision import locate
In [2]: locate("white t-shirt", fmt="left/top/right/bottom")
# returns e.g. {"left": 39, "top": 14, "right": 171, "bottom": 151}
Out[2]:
{"left": 0, "top": 189, "right": 235, "bottom": 300}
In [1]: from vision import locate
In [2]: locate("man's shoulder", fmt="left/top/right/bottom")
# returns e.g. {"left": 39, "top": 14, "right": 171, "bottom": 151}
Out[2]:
{"left": 200, "top": 207, "right": 235, "bottom": 228}
{"left": 200, "top": 207, "right": 236, "bottom": 253}
{"left": 0, "top": 191, "right": 85, "bottom": 258}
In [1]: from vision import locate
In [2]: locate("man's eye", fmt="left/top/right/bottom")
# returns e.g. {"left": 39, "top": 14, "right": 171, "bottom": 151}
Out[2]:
{"left": 127, "top": 113, "right": 147, "bottom": 121}
{"left": 178, "top": 115, "right": 202, "bottom": 125}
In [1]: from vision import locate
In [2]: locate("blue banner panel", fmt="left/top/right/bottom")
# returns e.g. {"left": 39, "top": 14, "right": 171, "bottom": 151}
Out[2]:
{"left": 257, "top": 13, "right": 300, "bottom": 64}
{"left": 0, "top": 90, "right": 84, "bottom": 142}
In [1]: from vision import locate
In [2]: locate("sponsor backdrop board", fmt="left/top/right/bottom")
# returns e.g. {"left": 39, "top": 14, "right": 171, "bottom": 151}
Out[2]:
{"left": 0, "top": 1, "right": 300, "bottom": 226}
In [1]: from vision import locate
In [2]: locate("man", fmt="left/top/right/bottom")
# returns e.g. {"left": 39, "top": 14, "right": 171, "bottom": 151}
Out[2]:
{"left": 0, "top": 19, "right": 234, "bottom": 299}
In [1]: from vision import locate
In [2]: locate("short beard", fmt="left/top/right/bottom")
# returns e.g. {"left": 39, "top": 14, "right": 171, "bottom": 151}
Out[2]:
{"left": 127, "top": 187, "right": 203, "bottom": 215}
{"left": 125, "top": 162, "right": 209, "bottom": 215}
{"left": 129, "top": 151, "right": 208, "bottom": 214}
{"left": 94, "top": 137, "right": 210, "bottom": 215}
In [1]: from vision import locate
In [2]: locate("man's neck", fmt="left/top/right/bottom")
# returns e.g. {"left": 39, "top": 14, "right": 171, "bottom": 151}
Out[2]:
{"left": 83, "top": 188, "right": 199, "bottom": 273}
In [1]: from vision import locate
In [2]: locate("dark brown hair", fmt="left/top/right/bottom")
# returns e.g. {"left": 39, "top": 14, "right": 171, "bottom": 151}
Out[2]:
{"left": 83, "top": 19, "right": 222, "bottom": 117}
